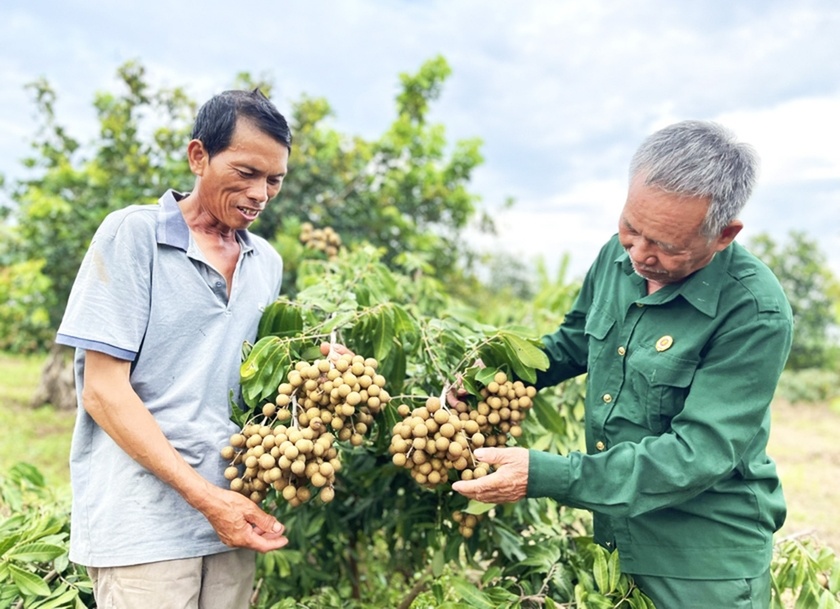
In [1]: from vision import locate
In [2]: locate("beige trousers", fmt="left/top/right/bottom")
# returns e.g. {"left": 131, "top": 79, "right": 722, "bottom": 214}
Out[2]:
{"left": 87, "top": 549, "right": 256, "bottom": 609}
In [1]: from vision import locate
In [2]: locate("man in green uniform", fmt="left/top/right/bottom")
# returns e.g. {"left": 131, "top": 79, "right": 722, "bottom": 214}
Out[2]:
{"left": 453, "top": 120, "right": 793, "bottom": 608}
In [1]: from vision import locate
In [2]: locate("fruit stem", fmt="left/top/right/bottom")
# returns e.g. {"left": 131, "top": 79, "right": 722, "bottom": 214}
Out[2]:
{"left": 291, "top": 393, "right": 300, "bottom": 429}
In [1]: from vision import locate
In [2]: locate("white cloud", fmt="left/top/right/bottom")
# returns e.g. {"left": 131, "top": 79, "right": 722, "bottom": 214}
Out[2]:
{"left": 1, "top": 0, "right": 839, "bottom": 278}
{"left": 717, "top": 96, "right": 840, "bottom": 182}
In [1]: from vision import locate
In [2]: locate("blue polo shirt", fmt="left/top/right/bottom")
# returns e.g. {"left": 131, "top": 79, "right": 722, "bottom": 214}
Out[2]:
{"left": 56, "top": 190, "right": 283, "bottom": 567}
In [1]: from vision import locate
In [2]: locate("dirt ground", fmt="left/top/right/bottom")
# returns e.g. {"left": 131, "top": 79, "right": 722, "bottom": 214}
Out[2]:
{"left": 769, "top": 399, "right": 840, "bottom": 552}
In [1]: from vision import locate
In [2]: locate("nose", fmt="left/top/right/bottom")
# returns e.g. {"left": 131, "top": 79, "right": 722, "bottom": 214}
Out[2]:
{"left": 247, "top": 179, "right": 269, "bottom": 204}
{"left": 628, "top": 237, "right": 657, "bottom": 267}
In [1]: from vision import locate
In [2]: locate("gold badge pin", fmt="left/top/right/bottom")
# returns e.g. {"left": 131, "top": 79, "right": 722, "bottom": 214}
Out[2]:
{"left": 655, "top": 335, "right": 674, "bottom": 352}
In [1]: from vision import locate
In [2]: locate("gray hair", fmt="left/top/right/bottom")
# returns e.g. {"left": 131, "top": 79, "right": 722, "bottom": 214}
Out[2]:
{"left": 629, "top": 120, "right": 759, "bottom": 237}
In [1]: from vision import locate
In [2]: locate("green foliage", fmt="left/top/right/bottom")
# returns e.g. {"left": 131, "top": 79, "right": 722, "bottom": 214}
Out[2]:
{"left": 2, "top": 61, "right": 195, "bottom": 351}
{"left": 236, "top": 246, "right": 641, "bottom": 607}
{"left": 1, "top": 56, "right": 488, "bottom": 353}
{"left": 0, "top": 260, "right": 53, "bottom": 354}
{"left": 771, "top": 536, "right": 840, "bottom": 609}
{"left": 776, "top": 368, "right": 840, "bottom": 405}
{"left": 256, "top": 55, "right": 486, "bottom": 291}
{"left": 0, "top": 463, "right": 93, "bottom": 608}
{"left": 748, "top": 231, "right": 840, "bottom": 371}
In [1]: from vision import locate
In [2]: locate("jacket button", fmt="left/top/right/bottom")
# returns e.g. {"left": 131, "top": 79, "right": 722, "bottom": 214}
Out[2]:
{"left": 603, "top": 394, "right": 612, "bottom": 403}
{"left": 617, "top": 346, "right": 626, "bottom": 356}
{"left": 596, "top": 441, "right": 606, "bottom": 451}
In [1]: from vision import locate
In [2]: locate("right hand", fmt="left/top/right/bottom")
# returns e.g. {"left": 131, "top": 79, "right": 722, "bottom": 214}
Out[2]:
{"left": 200, "top": 486, "right": 288, "bottom": 553}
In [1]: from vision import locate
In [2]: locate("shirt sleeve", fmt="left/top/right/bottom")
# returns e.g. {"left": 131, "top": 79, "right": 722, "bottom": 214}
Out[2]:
{"left": 56, "top": 210, "right": 154, "bottom": 361}
{"left": 527, "top": 302, "right": 793, "bottom": 517}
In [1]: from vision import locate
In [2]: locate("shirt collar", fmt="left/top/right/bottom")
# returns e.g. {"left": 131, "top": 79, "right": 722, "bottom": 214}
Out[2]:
{"left": 155, "top": 189, "right": 255, "bottom": 253}
{"left": 614, "top": 241, "right": 731, "bottom": 318}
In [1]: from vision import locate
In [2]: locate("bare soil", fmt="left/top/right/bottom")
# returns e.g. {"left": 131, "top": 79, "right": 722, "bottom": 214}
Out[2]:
{"left": 769, "top": 399, "right": 840, "bottom": 552}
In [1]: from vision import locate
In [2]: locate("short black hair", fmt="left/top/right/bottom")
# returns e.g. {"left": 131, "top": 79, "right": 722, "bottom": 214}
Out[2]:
{"left": 191, "top": 88, "right": 292, "bottom": 157}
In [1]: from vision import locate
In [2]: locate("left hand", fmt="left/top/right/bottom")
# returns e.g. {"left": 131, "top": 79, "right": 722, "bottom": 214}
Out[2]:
{"left": 451, "top": 447, "right": 529, "bottom": 504}
{"left": 320, "top": 341, "right": 354, "bottom": 363}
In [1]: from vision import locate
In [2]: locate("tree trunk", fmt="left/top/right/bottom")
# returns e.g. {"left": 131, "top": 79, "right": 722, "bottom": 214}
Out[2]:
{"left": 30, "top": 342, "right": 77, "bottom": 410}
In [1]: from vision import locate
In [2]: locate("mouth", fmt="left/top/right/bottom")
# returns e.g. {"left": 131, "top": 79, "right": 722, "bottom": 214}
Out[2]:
{"left": 237, "top": 206, "right": 262, "bottom": 221}
{"left": 631, "top": 260, "right": 668, "bottom": 279}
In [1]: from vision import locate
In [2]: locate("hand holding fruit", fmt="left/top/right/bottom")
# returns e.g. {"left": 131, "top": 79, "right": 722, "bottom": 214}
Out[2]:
{"left": 196, "top": 484, "right": 288, "bottom": 553}
{"left": 451, "top": 446, "right": 529, "bottom": 504}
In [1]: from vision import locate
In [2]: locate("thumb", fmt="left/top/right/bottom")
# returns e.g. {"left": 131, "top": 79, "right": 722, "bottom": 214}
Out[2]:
{"left": 248, "top": 506, "right": 284, "bottom": 534}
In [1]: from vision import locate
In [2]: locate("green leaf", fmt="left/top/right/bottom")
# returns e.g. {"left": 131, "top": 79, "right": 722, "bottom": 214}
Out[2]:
{"left": 30, "top": 587, "right": 78, "bottom": 609}
{"left": 240, "top": 336, "right": 280, "bottom": 381}
{"left": 816, "top": 589, "right": 836, "bottom": 609}
{"left": 474, "top": 366, "right": 497, "bottom": 386}
{"left": 500, "top": 331, "right": 549, "bottom": 370}
{"left": 464, "top": 500, "right": 494, "bottom": 516}
{"left": 480, "top": 565, "right": 501, "bottom": 586}
{"left": 592, "top": 546, "right": 610, "bottom": 593}
{"left": 321, "top": 311, "right": 355, "bottom": 334}
{"left": 0, "top": 532, "right": 23, "bottom": 557}
{"left": 608, "top": 548, "right": 621, "bottom": 593}
{"left": 8, "top": 542, "right": 66, "bottom": 562}
{"left": 9, "top": 462, "right": 47, "bottom": 487}
{"left": 9, "top": 563, "right": 51, "bottom": 597}
{"left": 449, "top": 576, "right": 495, "bottom": 609}
{"left": 372, "top": 309, "right": 394, "bottom": 362}
{"left": 432, "top": 547, "right": 444, "bottom": 577}
{"left": 532, "top": 393, "right": 568, "bottom": 436}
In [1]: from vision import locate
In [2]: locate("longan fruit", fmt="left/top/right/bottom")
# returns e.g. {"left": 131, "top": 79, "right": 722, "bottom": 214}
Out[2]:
{"left": 319, "top": 486, "right": 335, "bottom": 503}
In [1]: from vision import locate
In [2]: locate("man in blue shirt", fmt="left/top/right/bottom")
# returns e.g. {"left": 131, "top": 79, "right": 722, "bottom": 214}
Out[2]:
{"left": 57, "top": 89, "right": 291, "bottom": 608}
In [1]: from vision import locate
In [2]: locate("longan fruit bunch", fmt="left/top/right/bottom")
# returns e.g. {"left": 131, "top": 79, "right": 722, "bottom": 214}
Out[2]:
{"left": 451, "top": 510, "right": 484, "bottom": 538}
{"left": 388, "top": 371, "right": 536, "bottom": 490}
{"left": 222, "top": 422, "right": 339, "bottom": 507}
{"left": 222, "top": 351, "right": 390, "bottom": 506}
{"left": 299, "top": 222, "right": 342, "bottom": 259}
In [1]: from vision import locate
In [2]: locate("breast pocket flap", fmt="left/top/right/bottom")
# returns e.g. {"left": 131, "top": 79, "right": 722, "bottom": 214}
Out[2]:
{"left": 584, "top": 311, "right": 615, "bottom": 340}
{"left": 650, "top": 358, "right": 698, "bottom": 388}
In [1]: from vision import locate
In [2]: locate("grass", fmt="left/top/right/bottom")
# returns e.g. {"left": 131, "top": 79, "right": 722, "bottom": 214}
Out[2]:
{"left": 0, "top": 352, "right": 75, "bottom": 488}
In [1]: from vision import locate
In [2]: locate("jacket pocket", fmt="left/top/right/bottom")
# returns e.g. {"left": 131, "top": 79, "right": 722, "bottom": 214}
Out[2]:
{"left": 584, "top": 308, "right": 616, "bottom": 368}
{"left": 626, "top": 353, "right": 698, "bottom": 433}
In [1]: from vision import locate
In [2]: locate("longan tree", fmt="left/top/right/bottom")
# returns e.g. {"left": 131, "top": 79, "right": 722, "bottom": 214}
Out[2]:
{"left": 227, "top": 245, "right": 647, "bottom": 608}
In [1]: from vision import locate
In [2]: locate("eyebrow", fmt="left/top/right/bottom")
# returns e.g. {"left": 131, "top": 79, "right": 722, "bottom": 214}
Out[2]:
{"left": 235, "top": 163, "right": 286, "bottom": 178}
{"left": 622, "top": 216, "right": 680, "bottom": 252}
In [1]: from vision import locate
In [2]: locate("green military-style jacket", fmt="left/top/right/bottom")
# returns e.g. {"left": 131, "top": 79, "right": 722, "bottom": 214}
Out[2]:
{"left": 527, "top": 235, "right": 793, "bottom": 579}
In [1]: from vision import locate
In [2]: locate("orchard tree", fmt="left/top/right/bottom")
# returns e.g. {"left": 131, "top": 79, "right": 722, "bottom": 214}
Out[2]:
{"left": 260, "top": 55, "right": 487, "bottom": 291}
{"left": 748, "top": 231, "right": 840, "bottom": 370}
{"left": 5, "top": 61, "right": 195, "bottom": 336}
{"left": 1, "top": 57, "right": 491, "bottom": 407}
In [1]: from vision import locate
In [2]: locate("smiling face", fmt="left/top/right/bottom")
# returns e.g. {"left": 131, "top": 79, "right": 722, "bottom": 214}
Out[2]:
{"left": 187, "top": 118, "right": 289, "bottom": 232}
{"left": 618, "top": 175, "right": 742, "bottom": 289}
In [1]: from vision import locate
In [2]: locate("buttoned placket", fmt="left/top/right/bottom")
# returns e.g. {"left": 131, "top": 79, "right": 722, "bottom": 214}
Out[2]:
{"left": 589, "top": 301, "right": 649, "bottom": 452}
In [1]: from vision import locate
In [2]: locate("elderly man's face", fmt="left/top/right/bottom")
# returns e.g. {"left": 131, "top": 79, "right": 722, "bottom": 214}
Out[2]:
{"left": 618, "top": 176, "right": 741, "bottom": 288}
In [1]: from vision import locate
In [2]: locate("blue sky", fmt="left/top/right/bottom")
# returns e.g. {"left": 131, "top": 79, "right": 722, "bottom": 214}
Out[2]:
{"left": 2, "top": 0, "right": 839, "bottom": 279}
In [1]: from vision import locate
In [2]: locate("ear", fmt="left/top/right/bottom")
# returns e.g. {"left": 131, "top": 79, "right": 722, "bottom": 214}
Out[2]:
{"left": 713, "top": 219, "right": 743, "bottom": 252}
{"left": 186, "top": 139, "right": 209, "bottom": 176}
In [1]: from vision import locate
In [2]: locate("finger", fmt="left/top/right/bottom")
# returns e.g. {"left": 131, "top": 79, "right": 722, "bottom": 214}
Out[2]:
{"left": 248, "top": 530, "right": 289, "bottom": 553}
{"left": 451, "top": 477, "right": 488, "bottom": 499}
{"left": 246, "top": 507, "right": 285, "bottom": 536}
{"left": 473, "top": 447, "right": 505, "bottom": 465}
